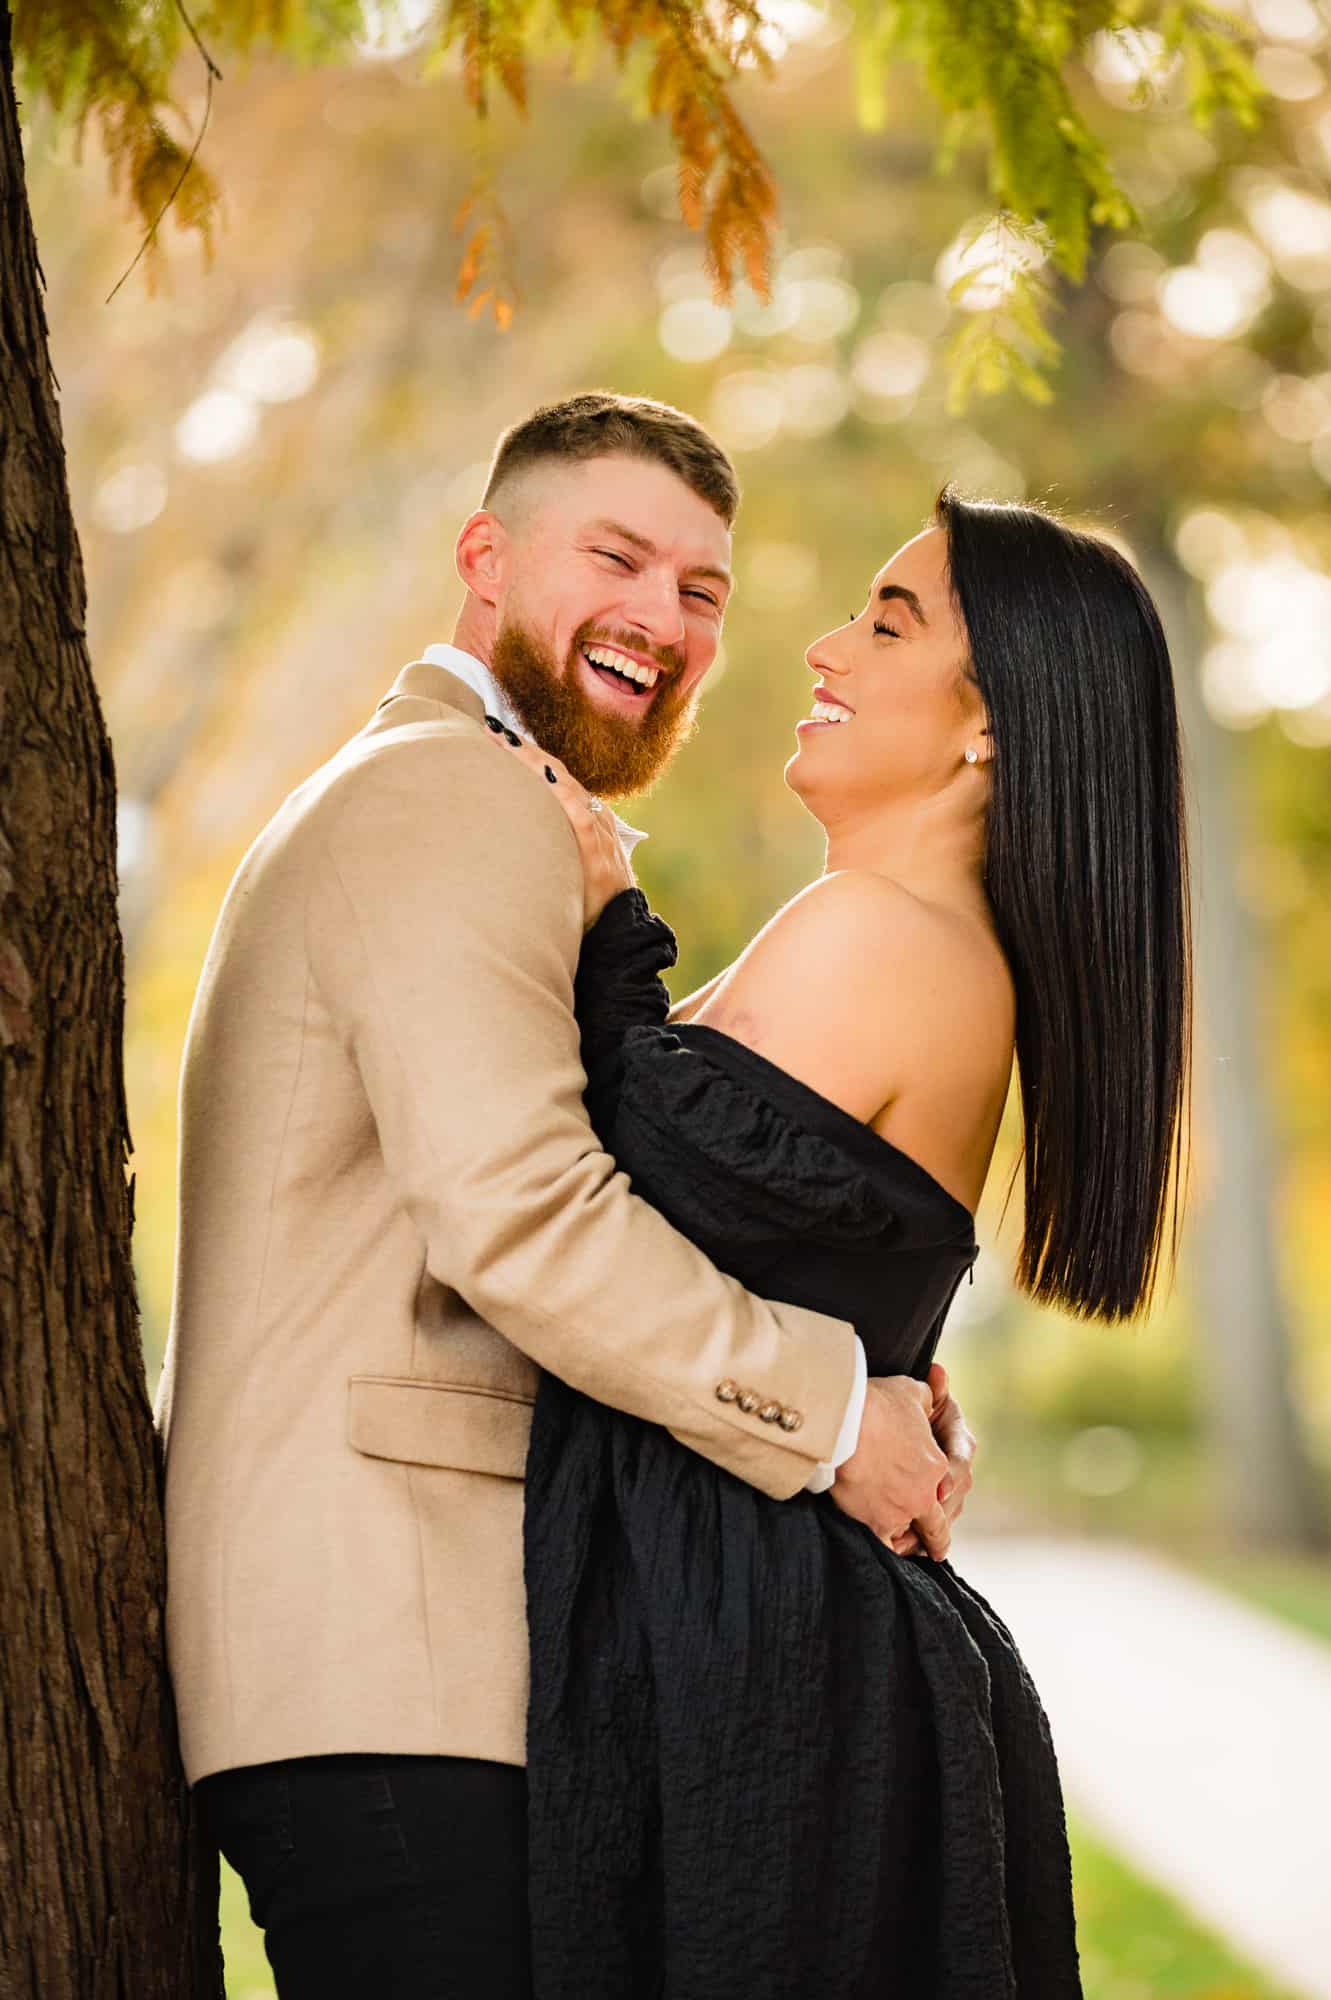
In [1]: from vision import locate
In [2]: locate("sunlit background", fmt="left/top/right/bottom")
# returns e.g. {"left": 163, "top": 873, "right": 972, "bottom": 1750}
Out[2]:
{"left": 23, "top": 0, "right": 1331, "bottom": 1990}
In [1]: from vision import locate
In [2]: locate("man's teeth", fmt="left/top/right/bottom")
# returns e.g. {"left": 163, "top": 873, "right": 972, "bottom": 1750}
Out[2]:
{"left": 585, "top": 645, "right": 660, "bottom": 689}
{"left": 811, "top": 700, "right": 851, "bottom": 723}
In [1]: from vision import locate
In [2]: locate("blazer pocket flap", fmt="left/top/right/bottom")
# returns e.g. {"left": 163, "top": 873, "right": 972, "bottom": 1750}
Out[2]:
{"left": 347, "top": 1376, "right": 534, "bottom": 1479}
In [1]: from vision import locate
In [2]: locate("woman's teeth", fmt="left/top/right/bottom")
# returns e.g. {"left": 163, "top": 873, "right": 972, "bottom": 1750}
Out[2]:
{"left": 810, "top": 700, "right": 850, "bottom": 723}
{"left": 584, "top": 645, "right": 660, "bottom": 690}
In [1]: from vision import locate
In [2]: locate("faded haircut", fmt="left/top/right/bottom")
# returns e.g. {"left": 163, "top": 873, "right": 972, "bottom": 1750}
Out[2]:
{"left": 482, "top": 391, "right": 740, "bottom": 526}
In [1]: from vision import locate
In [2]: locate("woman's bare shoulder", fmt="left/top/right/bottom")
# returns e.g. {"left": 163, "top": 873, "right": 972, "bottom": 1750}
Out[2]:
{"left": 690, "top": 870, "right": 1007, "bottom": 1125}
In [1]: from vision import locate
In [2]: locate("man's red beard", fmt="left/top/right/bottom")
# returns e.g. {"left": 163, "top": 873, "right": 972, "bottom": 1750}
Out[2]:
{"left": 490, "top": 617, "right": 700, "bottom": 798}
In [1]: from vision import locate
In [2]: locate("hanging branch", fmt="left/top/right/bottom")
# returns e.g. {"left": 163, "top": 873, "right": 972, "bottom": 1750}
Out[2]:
{"left": 14, "top": 0, "right": 1267, "bottom": 396}
{"left": 105, "top": 0, "right": 222, "bottom": 302}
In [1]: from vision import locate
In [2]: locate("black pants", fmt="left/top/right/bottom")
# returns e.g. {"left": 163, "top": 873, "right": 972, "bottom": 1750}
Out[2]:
{"left": 197, "top": 1753, "right": 533, "bottom": 1999}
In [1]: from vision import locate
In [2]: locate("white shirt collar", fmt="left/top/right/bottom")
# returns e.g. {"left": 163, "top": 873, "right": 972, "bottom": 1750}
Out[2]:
{"left": 421, "top": 642, "right": 524, "bottom": 737}
{"left": 420, "top": 642, "right": 647, "bottom": 856}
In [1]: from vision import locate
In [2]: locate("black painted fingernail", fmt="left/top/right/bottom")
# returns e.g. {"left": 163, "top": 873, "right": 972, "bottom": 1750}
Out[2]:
{"left": 544, "top": 766, "right": 558, "bottom": 783}
{"left": 484, "top": 715, "right": 505, "bottom": 733}
{"left": 503, "top": 729, "right": 521, "bottom": 747}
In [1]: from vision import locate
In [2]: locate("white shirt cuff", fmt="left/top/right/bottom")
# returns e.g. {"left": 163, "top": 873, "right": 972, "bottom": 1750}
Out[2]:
{"left": 802, "top": 1336, "right": 867, "bottom": 1494}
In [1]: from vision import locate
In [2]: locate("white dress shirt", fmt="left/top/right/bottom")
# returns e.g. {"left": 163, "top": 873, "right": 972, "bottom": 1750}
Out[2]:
{"left": 419, "top": 641, "right": 868, "bottom": 1490}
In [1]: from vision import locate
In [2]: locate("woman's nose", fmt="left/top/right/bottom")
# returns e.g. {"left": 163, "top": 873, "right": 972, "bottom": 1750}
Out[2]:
{"left": 805, "top": 633, "right": 846, "bottom": 675}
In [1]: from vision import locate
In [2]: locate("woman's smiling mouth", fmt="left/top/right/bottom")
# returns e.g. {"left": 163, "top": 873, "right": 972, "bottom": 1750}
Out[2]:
{"left": 797, "top": 686, "right": 855, "bottom": 732}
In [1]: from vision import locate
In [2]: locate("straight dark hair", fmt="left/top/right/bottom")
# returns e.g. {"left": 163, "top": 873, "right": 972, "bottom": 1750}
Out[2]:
{"left": 934, "top": 487, "right": 1192, "bottom": 1322}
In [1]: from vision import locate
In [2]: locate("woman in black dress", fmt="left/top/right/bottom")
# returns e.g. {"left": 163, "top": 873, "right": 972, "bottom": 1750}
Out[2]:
{"left": 494, "top": 490, "right": 1191, "bottom": 1999}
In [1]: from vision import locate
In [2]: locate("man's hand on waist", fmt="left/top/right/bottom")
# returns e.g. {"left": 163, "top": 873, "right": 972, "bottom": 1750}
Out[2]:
{"left": 826, "top": 1375, "right": 953, "bottom": 1560}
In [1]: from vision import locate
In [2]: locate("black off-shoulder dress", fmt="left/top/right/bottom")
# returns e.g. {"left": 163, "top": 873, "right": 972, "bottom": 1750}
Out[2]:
{"left": 522, "top": 890, "right": 1081, "bottom": 1999}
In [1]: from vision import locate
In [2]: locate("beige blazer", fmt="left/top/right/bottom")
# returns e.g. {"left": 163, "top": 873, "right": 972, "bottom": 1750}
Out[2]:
{"left": 155, "top": 662, "right": 858, "bottom": 1783}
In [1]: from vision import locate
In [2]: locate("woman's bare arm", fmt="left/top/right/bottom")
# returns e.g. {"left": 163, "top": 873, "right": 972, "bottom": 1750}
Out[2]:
{"left": 667, "top": 966, "right": 733, "bottom": 1026}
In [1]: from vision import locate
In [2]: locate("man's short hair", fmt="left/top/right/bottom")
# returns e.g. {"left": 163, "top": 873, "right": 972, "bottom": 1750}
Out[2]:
{"left": 482, "top": 392, "right": 740, "bottom": 527}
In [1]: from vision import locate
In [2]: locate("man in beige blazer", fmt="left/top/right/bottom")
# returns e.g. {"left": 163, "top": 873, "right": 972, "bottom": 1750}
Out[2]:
{"left": 157, "top": 392, "right": 971, "bottom": 1997}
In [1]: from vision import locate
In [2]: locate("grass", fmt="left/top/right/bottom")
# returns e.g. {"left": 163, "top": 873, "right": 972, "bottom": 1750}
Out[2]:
{"left": 219, "top": 1861, "right": 274, "bottom": 2000}
{"left": 218, "top": 1823, "right": 1301, "bottom": 1999}
{"left": 1067, "top": 1817, "right": 1302, "bottom": 1999}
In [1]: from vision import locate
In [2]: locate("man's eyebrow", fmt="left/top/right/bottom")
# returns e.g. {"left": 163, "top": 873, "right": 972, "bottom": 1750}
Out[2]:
{"left": 586, "top": 518, "right": 732, "bottom": 591}
{"left": 878, "top": 582, "right": 928, "bottom": 626}
{"left": 587, "top": 517, "right": 654, "bottom": 553}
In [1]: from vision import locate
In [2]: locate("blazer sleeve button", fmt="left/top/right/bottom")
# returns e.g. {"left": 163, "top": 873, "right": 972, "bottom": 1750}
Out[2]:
{"left": 736, "top": 1388, "right": 761, "bottom": 1413}
{"left": 777, "top": 1408, "right": 804, "bottom": 1432}
{"left": 758, "top": 1401, "right": 782, "bottom": 1423}
{"left": 715, "top": 1379, "right": 741, "bottom": 1403}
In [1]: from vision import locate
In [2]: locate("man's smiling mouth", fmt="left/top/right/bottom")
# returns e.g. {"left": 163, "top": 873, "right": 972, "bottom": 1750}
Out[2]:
{"left": 582, "top": 643, "right": 661, "bottom": 698}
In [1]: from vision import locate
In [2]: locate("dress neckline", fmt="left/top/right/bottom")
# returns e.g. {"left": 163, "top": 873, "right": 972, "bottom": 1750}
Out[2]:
{"left": 672, "top": 1023, "right": 977, "bottom": 1234}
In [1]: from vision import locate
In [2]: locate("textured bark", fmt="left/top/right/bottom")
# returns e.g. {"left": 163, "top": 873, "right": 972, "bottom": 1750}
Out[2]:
{"left": 0, "top": 12, "right": 224, "bottom": 1996}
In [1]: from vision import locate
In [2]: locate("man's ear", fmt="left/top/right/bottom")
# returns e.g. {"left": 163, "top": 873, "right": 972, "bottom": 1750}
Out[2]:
{"left": 455, "top": 510, "right": 508, "bottom": 603}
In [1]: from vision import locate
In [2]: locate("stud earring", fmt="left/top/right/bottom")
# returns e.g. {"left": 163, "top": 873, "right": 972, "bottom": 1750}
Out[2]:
{"left": 964, "top": 746, "right": 979, "bottom": 765}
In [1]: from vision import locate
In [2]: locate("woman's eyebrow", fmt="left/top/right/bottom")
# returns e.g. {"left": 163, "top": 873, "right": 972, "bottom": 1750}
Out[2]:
{"left": 877, "top": 583, "right": 928, "bottom": 626}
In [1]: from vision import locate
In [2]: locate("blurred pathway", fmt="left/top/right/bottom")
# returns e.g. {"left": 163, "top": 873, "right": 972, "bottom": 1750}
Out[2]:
{"left": 957, "top": 1537, "right": 1331, "bottom": 2000}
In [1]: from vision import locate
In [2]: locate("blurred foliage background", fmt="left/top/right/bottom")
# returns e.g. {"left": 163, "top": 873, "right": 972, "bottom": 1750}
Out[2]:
{"left": 23, "top": 0, "right": 1331, "bottom": 1564}
{"left": 18, "top": 2, "right": 1331, "bottom": 1991}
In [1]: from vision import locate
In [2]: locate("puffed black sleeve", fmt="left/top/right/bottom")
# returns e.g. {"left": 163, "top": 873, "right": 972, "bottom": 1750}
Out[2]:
{"left": 571, "top": 895, "right": 972, "bottom": 1371}
{"left": 573, "top": 889, "right": 678, "bottom": 1142}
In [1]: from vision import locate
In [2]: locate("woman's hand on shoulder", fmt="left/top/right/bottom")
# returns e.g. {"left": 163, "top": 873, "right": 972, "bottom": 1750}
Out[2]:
{"left": 486, "top": 721, "right": 634, "bottom": 931}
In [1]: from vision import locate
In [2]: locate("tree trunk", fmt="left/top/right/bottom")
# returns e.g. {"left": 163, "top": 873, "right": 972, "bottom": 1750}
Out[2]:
{"left": 0, "top": 11, "right": 225, "bottom": 1995}
{"left": 1145, "top": 551, "right": 1327, "bottom": 1551}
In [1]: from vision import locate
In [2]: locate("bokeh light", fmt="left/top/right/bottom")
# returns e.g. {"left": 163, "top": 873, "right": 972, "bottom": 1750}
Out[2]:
{"left": 1061, "top": 1425, "right": 1145, "bottom": 1498}
{"left": 1201, "top": 552, "right": 1331, "bottom": 722}
{"left": 935, "top": 218, "right": 1049, "bottom": 312}
{"left": 779, "top": 362, "right": 850, "bottom": 435}
{"left": 658, "top": 297, "right": 733, "bottom": 363}
{"left": 1109, "top": 309, "right": 1190, "bottom": 382}
{"left": 785, "top": 273, "right": 860, "bottom": 344}
{"left": 1238, "top": 174, "right": 1331, "bottom": 290}
{"left": 1174, "top": 507, "right": 1249, "bottom": 578}
{"left": 1157, "top": 231, "right": 1271, "bottom": 339}
{"left": 743, "top": 540, "right": 820, "bottom": 607}
{"left": 1086, "top": 26, "right": 1182, "bottom": 106}
{"left": 354, "top": 0, "right": 438, "bottom": 60}
{"left": 1253, "top": 43, "right": 1325, "bottom": 98}
{"left": 175, "top": 391, "right": 261, "bottom": 465}
{"left": 1098, "top": 241, "right": 1168, "bottom": 304}
{"left": 708, "top": 370, "right": 785, "bottom": 451}
{"left": 93, "top": 462, "right": 168, "bottom": 534}
{"left": 1250, "top": 0, "right": 1327, "bottom": 42}
{"left": 1261, "top": 371, "right": 1331, "bottom": 442}
{"left": 216, "top": 318, "right": 322, "bottom": 404}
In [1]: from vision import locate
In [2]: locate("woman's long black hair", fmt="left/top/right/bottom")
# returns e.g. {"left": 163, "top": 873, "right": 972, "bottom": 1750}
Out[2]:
{"left": 935, "top": 487, "right": 1192, "bottom": 1321}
